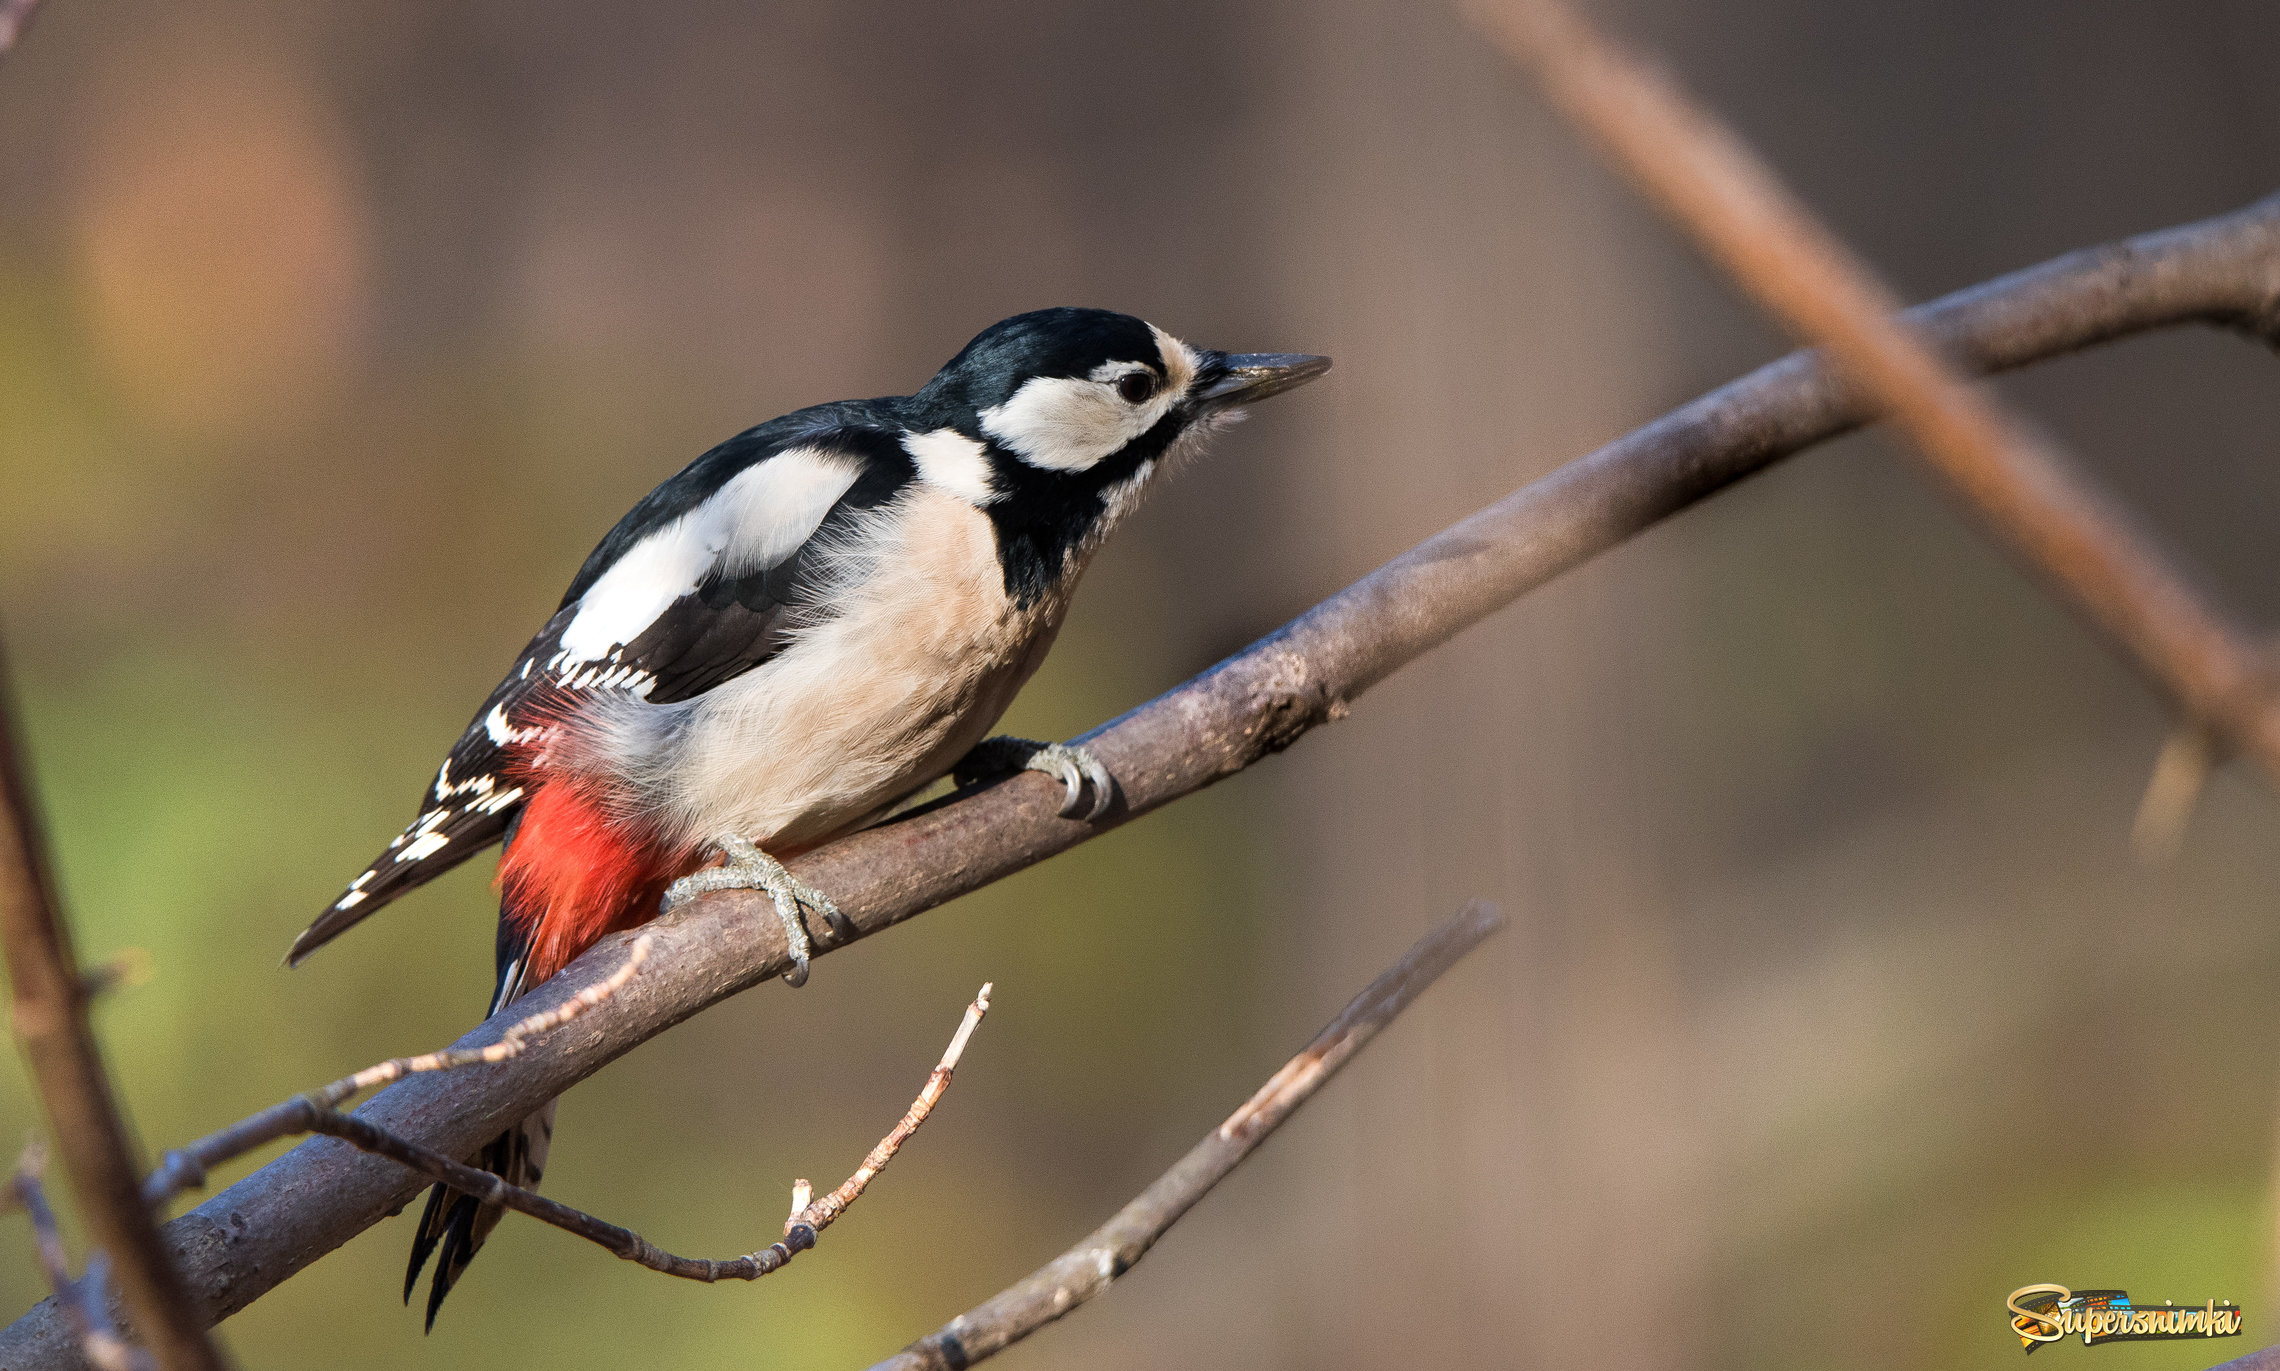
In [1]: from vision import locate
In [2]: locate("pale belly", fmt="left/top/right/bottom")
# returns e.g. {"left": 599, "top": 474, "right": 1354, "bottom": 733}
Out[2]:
{"left": 625, "top": 486, "right": 1068, "bottom": 851}
{"left": 659, "top": 604, "right": 1059, "bottom": 849}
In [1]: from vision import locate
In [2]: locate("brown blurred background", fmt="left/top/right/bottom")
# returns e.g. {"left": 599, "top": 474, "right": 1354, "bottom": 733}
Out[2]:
{"left": 3, "top": 1, "right": 2278, "bottom": 1367}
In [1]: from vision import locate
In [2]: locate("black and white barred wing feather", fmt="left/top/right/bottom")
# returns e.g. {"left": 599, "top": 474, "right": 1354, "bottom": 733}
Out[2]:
{"left": 289, "top": 421, "right": 911, "bottom": 966}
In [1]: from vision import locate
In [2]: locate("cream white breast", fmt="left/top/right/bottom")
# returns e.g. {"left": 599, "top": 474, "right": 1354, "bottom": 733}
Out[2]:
{"left": 593, "top": 485, "right": 1070, "bottom": 850}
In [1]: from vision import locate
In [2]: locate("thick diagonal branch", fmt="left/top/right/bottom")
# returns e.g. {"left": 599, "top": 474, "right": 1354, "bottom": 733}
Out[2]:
{"left": 6, "top": 196, "right": 2277, "bottom": 1366}
{"left": 870, "top": 902, "right": 1503, "bottom": 1371}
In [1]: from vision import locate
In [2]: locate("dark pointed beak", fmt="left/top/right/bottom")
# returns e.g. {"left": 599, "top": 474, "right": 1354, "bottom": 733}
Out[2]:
{"left": 1193, "top": 351, "right": 1332, "bottom": 410}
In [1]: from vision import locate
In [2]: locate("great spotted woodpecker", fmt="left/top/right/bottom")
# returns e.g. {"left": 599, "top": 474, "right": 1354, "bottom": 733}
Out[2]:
{"left": 285, "top": 307, "right": 1328, "bottom": 1325}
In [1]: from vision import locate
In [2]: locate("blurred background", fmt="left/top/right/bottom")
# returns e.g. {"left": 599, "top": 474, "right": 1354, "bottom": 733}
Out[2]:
{"left": 2, "top": 1, "right": 2278, "bottom": 1367}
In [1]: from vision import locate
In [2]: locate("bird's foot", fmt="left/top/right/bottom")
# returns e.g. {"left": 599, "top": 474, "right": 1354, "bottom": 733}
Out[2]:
{"left": 953, "top": 736, "right": 1116, "bottom": 822}
{"left": 661, "top": 835, "right": 839, "bottom": 987}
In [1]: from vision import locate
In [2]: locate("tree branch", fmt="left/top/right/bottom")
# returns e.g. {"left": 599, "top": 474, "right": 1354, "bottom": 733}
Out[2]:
{"left": 867, "top": 902, "right": 1503, "bottom": 1371}
{"left": 6, "top": 197, "right": 2277, "bottom": 1365}
{"left": 0, "top": 638, "right": 228, "bottom": 1370}
{"left": 1462, "top": 0, "right": 2280, "bottom": 786}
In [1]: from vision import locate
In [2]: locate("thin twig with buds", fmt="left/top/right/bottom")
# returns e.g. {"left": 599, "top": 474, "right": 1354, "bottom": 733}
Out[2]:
{"left": 791, "top": 982, "right": 989, "bottom": 1238}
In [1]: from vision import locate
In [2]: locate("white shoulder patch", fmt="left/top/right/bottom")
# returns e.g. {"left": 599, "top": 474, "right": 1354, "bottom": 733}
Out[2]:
{"left": 559, "top": 446, "right": 863, "bottom": 665}
{"left": 715, "top": 446, "right": 866, "bottom": 573}
{"left": 903, "top": 427, "right": 999, "bottom": 505}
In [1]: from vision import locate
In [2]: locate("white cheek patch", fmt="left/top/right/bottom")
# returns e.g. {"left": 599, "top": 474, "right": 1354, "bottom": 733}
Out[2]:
{"left": 903, "top": 427, "right": 998, "bottom": 505}
{"left": 976, "top": 323, "right": 1203, "bottom": 472}
{"left": 978, "top": 374, "right": 1139, "bottom": 471}
{"left": 558, "top": 446, "right": 861, "bottom": 664}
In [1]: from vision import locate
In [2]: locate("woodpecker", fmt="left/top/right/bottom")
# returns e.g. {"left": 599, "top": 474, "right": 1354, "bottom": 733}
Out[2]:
{"left": 286, "top": 307, "right": 1328, "bottom": 1326}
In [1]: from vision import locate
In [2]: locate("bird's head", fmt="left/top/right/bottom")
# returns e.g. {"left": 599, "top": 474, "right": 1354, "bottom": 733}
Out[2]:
{"left": 904, "top": 306, "right": 1329, "bottom": 520}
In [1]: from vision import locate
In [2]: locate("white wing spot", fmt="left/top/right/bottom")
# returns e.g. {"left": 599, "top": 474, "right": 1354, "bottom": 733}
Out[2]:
{"left": 473, "top": 785, "right": 524, "bottom": 815}
{"left": 397, "top": 831, "right": 450, "bottom": 863}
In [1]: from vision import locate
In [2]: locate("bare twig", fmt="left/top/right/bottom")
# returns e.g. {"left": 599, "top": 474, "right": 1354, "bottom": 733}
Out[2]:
{"left": 76, "top": 950, "right": 151, "bottom": 1004}
{"left": 789, "top": 982, "right": 988, "bottom": 1238}
{"left": 6, "top": 200, "right": 2277, "bottom": 1364}
{"left": 144, "top": 937, "right": 653, "bottom": 1209}
{"left": 869, "top": 903, "right": 1503, "bottom": 1371}
{"left": 0, "top": 0, "right": 43, "bottom": 59}
{"left": 0, "top": 640, "right": 228, "bottom": 1369}
{"left": 1461, "top": 0, "right": 2280, "bottom": 789}
{"left": 162, "top": 974, "right": 982, "bottom": 1284}
{"left": 5, "top": 1145, "right": 151, "bottom": 1371}
{"left": 2132, "top": 724, "right": 2222, "bottom": 863}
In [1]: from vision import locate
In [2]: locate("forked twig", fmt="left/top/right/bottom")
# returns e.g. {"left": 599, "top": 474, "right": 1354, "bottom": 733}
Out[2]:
{"left": 4, "top": 1144, "right": 151, "bottom": 1371}
{"left": 317, "top": 980, "right": 988, "bottom": 1282}
{"left": 151, "top": 956, "right": 986, "bottom": 1283}
{"left": 145, "top": 936, "right": 654, "bottom": 1207}
{"left": 870, "top": 903, "right": 1503, "bottom": 1371}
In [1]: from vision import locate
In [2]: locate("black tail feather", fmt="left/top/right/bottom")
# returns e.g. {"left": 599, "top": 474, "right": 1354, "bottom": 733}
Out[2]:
{"left": 405, "top": 879, "right": 550, "bottom": 1330}
{"left": 406, "top": 1128, "right": 514, "bottom": 1329}
{"left": 404, "top": 1182, "right": 451, "bottom": 1305}
{"left": 427, "top": 1193, "right": 482, "bottom": 1331}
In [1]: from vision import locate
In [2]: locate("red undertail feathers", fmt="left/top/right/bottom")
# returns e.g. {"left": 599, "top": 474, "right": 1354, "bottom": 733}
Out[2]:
{"left": 496, "top": 779, "right": 673, "bottom": 985}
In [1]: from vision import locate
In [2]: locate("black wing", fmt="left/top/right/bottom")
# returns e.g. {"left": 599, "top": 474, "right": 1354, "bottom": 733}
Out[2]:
{"left": 288, "top": 419, "right": 917, "bottom": 965}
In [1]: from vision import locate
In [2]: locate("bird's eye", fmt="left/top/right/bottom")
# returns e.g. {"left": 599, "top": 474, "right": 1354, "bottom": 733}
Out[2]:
{"left": 1115, "top": 371, "right": 1158, "bottom": 404}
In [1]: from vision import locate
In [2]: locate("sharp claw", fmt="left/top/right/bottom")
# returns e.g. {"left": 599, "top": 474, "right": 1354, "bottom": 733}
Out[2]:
{"left": 1082, "top": 764, "right": 1115, "bottom": 821}
{"left": 660, "top": 835, "right": 827, "bottom": 987}
{"left": 1010, "top": 741, "right": 1115, "bottom": 822}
